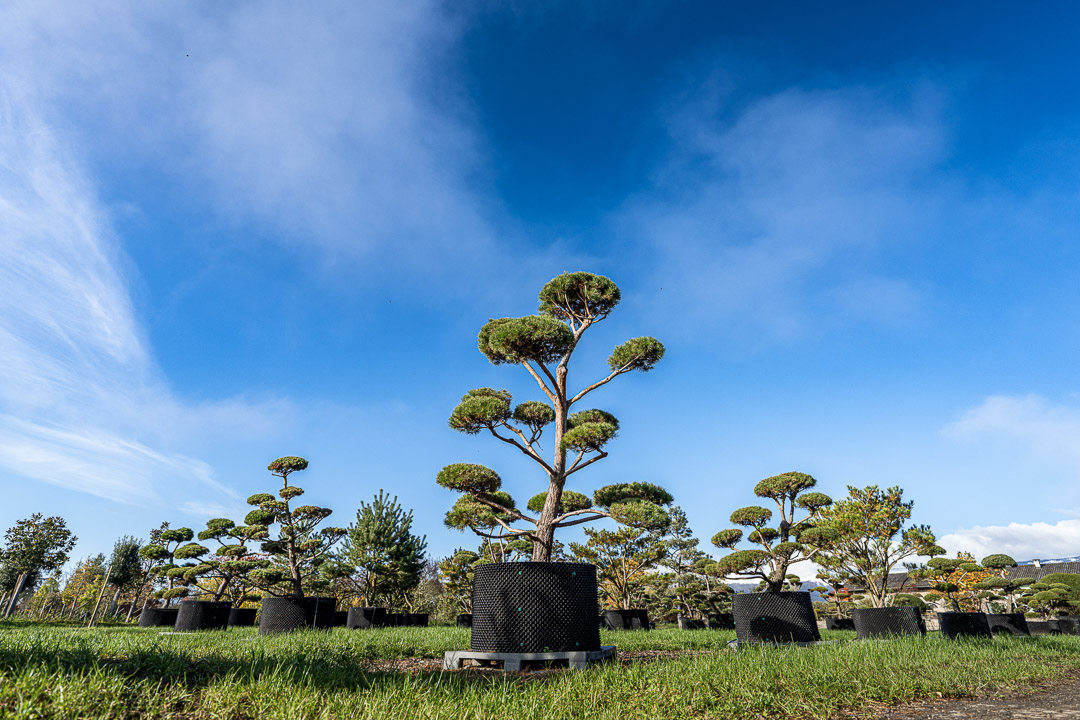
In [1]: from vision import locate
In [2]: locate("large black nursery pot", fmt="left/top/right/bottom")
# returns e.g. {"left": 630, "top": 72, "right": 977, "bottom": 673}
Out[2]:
{"left": 334, "top": 610, "right": 348, "bottom": 627}
{"left": 1056, "top": 616, "right": 1080, "bottom": 635}
{"left": 456, "top": 613, "right": 473, "bottom": 628}
{"left": 986, "top": 613, "right": 1030, "bottom": 637}
{"left": 471, "top": 562, "right": 601, "bottom": 653}
{"left": 851, "top": 607, "right": 925, "bottom": 639}
{"left": 937, "top": 611, "right": 992, "bottom": 639}
{"left": 1026, "top": 619, "right": 1061, "bottom": 635}
{"left": 825, "top": 617, "right": 856, "bottom": 631}
{"left": 138, "top": 607, "right": 179, "bottom": 628}
{"left": 227, "top": 607, "right": 258, "bottom": 627}
{"left": 604, "top": 608, "right": 649, "bottom": 630}
{"left": 346, "top": 606, "right": 386, "bottom": 629}
{"left": 258, "top": 596, "right": 336, "bottom": 635}
{"left": 174, "top": 600, "right": 231, "bottom": 632}
{"left": 708, "top": 613, "right": 735, "bottom": 630}
{"left": 732, "top": 592, "right": 820, "bottom": 644}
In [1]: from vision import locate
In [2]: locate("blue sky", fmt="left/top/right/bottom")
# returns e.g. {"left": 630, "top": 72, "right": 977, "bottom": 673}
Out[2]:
{"left": 3, "top": 1, "right": 1080, "bottom": 572}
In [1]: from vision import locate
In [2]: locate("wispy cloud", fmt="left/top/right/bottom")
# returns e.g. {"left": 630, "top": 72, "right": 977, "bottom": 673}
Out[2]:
{"left": 618, "top": 83, "right": 943, "bottom": 342}
{"left": 943, "top": 394, "right": 1080, "bottom": 476}
{"left": 1, "top": 0, "right": 498, "bottom": 279}
{"left": 0, "top": 84, "right": 279, "bottom": 508}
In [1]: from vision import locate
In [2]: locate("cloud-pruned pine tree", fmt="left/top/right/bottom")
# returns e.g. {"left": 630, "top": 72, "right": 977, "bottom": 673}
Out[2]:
{"left": 438, "top": 272, "right": 671, "bottom": 562}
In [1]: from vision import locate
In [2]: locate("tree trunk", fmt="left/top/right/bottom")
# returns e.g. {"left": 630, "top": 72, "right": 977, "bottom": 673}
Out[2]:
{"left": 87, "top": 564, "right": 113, "bottom": 628}
{"left": 126, "top": 587, "right": 142, "bottom": 622}
{"left": 2, "top": 573, "right": 27, "bottom": 618}
{"left": 108, "top": 587, "right": 121, "bottom": 618}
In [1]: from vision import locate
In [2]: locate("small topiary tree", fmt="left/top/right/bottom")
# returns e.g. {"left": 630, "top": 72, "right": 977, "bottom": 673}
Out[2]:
{"left": 138, "top": 526, "right": 194, "bottom": 606}
{"left": 974, "top": 554, "right": 1028, "bottom": 613}
{"left": 569, "top": 525, "right": 668, "bottom": 610}
{"left": 245, "top": 456, "right": 346, "bottom": 598}
{"left": 438, "top": 272, "right": 671, "bottom": 561}
{"left": 171, "top": 518, "right": 266, "bottom": 605}
{"left": 910, "top": 552, "right": 988, "bottom": 611}
{"left": 711, "top": 471, "right": 832, "bottom": 593}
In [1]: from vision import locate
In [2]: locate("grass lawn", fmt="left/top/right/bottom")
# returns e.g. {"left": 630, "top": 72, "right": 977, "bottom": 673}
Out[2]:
{"left": 2, "top": 621, "right": 1079, "bottom": 719}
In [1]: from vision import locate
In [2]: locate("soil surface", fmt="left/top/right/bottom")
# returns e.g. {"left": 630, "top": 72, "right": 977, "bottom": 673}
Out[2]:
{"left": 872, "top": 673, "right": 1080, "bottom": 719}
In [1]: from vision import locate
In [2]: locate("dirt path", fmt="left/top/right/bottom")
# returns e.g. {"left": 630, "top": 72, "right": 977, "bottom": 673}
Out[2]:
{"left": 874, "top": 674, "right": 1080, "bottom": 719}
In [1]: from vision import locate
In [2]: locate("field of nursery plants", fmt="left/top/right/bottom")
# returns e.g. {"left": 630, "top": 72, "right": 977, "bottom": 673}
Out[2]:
{"left": 2, "top": 621, "right": 1080, "bottom": 720}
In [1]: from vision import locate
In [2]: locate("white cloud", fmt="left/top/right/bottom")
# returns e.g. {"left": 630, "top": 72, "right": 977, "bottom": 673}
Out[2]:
{"left": 619, "top": 84, "right": 944, "bottom": 342}
{"left": 0, "top": 0, "right": 497, "bottom": 276}
{"left": 0, "top": 83, "right": 283, "bottom": 508}
{"left": 940, "top": 519, "right": 1080, "bottom": 562}
{"left": 943, "top": 394, "right": 1080, "bottom": 475}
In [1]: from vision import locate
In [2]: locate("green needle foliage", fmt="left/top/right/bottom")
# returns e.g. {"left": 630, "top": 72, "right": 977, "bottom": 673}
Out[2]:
{"left": 811, "top": 485, "right": 937, "bottom": 608}
{"left": 437, "top": 272, "right": 671, "bottom": 561}
{"left": 170, "top": 518, "right": 267, "bottom": 605}
{"left": 245, "top": 456, "right": 346, "bottom": 598}
{"left": 711, "top": 471, "right": 832, "bottom": 593}
{"left": 138, "top": 526, "right": 194, "bottom": 604}
{"left": 570, "top": 526, "right": 667, "bottom": 610}
{"left": 331, "top": 491, "right": 428, "bottom": 608}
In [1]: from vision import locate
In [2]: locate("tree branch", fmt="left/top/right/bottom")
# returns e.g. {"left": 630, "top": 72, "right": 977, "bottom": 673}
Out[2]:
{"left": 569, "top": 363, "right": 634, "bottom": 405}
{"left": 553, "top": 509, "right": 611, "bottom": 526}
{"left": 487, "top": 427, "right": 554, "bottom": 474}
{"left": 521, "top": 361, "right": 557, "bottom": 402}
{"left": 471, "top": 494, "right": 537, "bottom": 526}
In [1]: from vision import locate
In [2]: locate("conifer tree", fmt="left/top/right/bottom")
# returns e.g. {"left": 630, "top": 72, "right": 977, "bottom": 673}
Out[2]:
{"left": 438, "top": 272, "right": 671, "bottom": 562}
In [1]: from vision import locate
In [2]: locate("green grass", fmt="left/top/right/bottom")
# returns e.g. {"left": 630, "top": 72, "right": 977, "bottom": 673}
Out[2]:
{"left": 1, "top": 622, "right": 1078, "bottom": 719}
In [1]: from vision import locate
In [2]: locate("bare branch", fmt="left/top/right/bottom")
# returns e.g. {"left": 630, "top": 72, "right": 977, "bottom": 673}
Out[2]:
{"left": 521, "top": 361, "right": 557, "bottom": 402}
{"left": 471, "top": 494, "right": 538, "bottom": 527}
{"left": 487, "top": 427, "right": 554, "bottom": 474}
{"left": 566, "top": 450, "right": 607, "bottom": 476}
{"left": 553, "top": 508, "right": 610, "bottom": 525}
{"left": 569, "top": 363, "right": 635, "bottom": 405}
{"left": 553, "top": 511, "right": 612, "bottom": 528}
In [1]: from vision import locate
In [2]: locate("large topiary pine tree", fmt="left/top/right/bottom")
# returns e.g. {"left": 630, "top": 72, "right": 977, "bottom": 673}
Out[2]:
{"left": 438, "top": 272, "right": 671, "bottom": 562}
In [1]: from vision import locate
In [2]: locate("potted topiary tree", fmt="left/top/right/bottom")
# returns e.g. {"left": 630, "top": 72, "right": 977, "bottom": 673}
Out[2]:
{"left": 911, "top": 553, "right": 992, "bottom": 638}
{"left": 245, "top": 456, "right": 346, "bottom": 634}
{"left": 170, "top": 518, "right": 266, "bottom": 631}
{"left": 976, "top": 554, "right": 1031, "bottom": 636}
{"left": 812, "top": 485, "right": 938, "bottom": 639}
{"left": 438, "top": 272, "right": 671, "bottom": 656}
{"left": 711, "top": 471, "right": 832, "bottom": 644}
{"left": 137, "top": 526, "right": 194, "bottom": 627}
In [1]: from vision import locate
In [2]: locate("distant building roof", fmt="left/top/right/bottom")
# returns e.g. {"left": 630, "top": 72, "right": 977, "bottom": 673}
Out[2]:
{"left": 1007, "top": 561, "right": 1080, "bottom": 581}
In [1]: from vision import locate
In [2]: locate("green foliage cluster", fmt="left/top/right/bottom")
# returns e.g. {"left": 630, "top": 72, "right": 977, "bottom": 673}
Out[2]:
{"left": 438, "top": 272, "right": 670, "bottom": 562}
{"left": 329, "top": 491, "right": 428, "bottom": 608}
{"left": 711, "top": 471, "right": 832, "bottom": 593}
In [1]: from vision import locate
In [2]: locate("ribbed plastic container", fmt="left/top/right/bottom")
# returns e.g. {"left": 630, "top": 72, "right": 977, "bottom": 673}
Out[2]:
{"left": 174, "top": 600, "right": 230, "bottom": 632}
{"left": 470, "top": 562, "right": 600, "bottom": 653}
{"left": 227, "top": 607, "right": 257, "bottom": 627}
{"left": 604, "top": 609, "right": 649, "bottom": 630}
{"left": 732, "top": 592, "right": 820, "bottom": 644}
{"left": 851, "top": 607, "right": 925, "bottom": 639}
{"left": 986, "top": 612, "right": 1030, "bottom": 636}
{"left": 138, "top": 607, "right": 179, "bottom": 628}
{"left": 258, "top": 596, "right": 336, "bottom": 635}
{"left": 937, "top": 611, "right": 992, "bottom": 639}
{"left": 346, "top": 606, "right": 386, "bottom": 629}
{"left": 708, "top": 613, "right": 735, "bottom": 630}
{"left": 825, "top": 617, "right": 856, "bottom": 631}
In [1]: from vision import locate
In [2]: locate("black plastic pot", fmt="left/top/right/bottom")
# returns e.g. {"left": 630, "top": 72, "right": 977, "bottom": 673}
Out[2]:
{"left": 346, "top": 606, "right": 386, "bottom": 629}
{"left": 1026, "top": 619, "right": 1061, "bottom": 635}
{"left": 227, "top": 607, "right": 258, "bottom": 627}
{"left": 334, "top": 610, "right": 348, "bottom": 627}
{"left": 174, "top": 600, "right": 230, "bottom": 632}
{"left": 1057, "top": 617, "right": 1080, "bottom": 635}
{"left": 384, "top": 612, "right": 405, "bottom": 626}
{"left": 851, "top": 607, "right": 925, "bottom": 639}
{"left": 732, "top": 592, "right": 820, "bottom": 644}
{"left": 604, "top": 609, "right": 649, "bottom": 630}
{"left": 677, "top": 615, "right": 706, "bottom": 630}
{"left": 470, "top": 562, "right": 600, "bottom": 653}
{"left": 456, "top": 613, "right": 472, "bottom": 628}
{"left": 138, "top": 607, "right": 179, "bottom": 628}
{"left": 986, "top": 612, "right": 1030, "bottom": 636}
{"left": 825, "top": 618, "right": 856, "bottom": 631}
{"left": 258, "top": 596, "right": 337, "bottom": 635}
{"left": 937, "top": 611, "right": 992, "bottom": 639}
{"left": 708, "top": 613, "right": 735, "bottom": 630}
